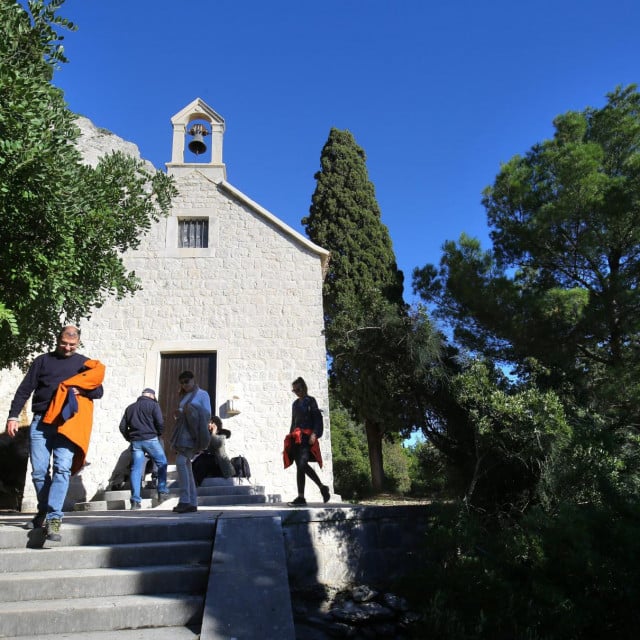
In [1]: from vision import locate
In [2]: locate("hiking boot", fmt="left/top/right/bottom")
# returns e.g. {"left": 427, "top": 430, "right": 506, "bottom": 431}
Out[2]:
{"left": 157, "top": 492, "right": 171, "bottom": 505}
{"left": 321, "top": 485, "right": 331, "bottom": 503}
{"left": 130, "top": 501, "right": 142, "bottom": 510}
{"left": 26, "top": 512, "right": 46, "bottom": 530}
{"left": 45, "top": 518, "right": 62, "bottom": 542}
{"left": 288, "top": 496, "right": 307, "bottom": 506}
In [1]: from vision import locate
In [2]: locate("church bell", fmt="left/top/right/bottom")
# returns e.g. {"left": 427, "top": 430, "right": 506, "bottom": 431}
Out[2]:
{"left": 187, "top": 123, "right": 209, "bottom": 155}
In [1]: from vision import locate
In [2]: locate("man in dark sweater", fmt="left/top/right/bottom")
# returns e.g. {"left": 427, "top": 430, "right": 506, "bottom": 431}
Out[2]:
{"left": 119, "top": 388, "right": 170, "bottom": 509}
{"left": 5, "top": 326, "right": 104, "bottom": 542}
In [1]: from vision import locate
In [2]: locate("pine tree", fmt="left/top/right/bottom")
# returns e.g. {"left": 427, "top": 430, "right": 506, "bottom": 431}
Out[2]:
{"left": 414, "top": 85, "right": 640, "bottom": 426}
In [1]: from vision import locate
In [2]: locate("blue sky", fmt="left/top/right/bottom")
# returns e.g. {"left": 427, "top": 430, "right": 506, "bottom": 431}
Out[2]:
{"left": 52, "top": 0, "right": 639, "bottom": 303}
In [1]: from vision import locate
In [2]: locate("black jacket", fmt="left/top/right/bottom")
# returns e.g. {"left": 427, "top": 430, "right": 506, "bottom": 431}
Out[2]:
{"left": 119, "top": 395, "right": 164, "bottom": 442}
{"left": 290, "top": 395, "right": 323, "bottom": 437}
{"left": 8, "top": 351, "right": 104, "bottom": 418}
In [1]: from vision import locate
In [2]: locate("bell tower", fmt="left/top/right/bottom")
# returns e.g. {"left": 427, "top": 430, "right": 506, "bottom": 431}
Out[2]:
{"left": 166, "top": 98, "right": 226, "bottom": 181}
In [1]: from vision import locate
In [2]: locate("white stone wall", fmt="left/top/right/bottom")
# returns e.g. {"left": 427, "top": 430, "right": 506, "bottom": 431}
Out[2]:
{"left": 0, "top": 116, "right": 332, "bottom": 510}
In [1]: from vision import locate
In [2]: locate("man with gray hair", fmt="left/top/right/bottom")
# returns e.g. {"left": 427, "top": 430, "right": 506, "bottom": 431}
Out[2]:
{"left": 119, "top": 388, "right": 170, "bottom": 509}
{"left": 5, "top": 326, "right": 104, "bottom": 543}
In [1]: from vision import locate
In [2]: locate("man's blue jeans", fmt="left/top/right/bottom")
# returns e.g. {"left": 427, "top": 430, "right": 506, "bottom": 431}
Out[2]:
{"left": 175, "top": 448, "right": 197, "bottom": 506}
{"left": 30, "top": 414, "right": 76, "bottom": 521}
{"left": 129, "top": 438, "right": 168, "bottom": 504}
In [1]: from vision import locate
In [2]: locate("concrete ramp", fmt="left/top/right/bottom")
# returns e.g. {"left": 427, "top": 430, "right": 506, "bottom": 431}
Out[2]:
{"left": 201, "top": 516, "right": 295, "bottom": 640}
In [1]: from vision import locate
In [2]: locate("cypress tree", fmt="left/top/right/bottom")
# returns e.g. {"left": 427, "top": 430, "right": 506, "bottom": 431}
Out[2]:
{"left": 303, "top": 128, "right": 406, "bottom": 491}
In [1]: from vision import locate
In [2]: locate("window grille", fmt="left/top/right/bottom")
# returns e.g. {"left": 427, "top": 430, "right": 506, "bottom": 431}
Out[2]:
{"left": 178, "top": 218, "right": 209, "bottom": 248}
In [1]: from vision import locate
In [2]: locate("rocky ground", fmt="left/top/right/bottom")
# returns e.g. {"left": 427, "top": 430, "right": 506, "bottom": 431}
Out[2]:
{"left": 350, "top": 493, "right": 433, "bottom": 507}
{"left": 292, "top": 583, "right": 422, "bottom": 639}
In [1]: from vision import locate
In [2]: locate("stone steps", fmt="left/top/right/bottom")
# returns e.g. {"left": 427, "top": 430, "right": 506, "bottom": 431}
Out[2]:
{"left": 75, "top": 472, "right": 265, "bottom": 511}
{"left": 0, "top": 539, "right": 213, "bottom": 572}
{"left": 0, "top": 564, "right": 209, "bottom": 602}
{"left": 0, "top": 593, "right": 204, "bottom": 637}
{"left": 0, "top": 515, "right": 215, "bottom": 638}
{"left": 0, "top": 473, "right": 284, "bottom": 638}
{"left": 8, "top": 628, "right": 199, "bottom": 640}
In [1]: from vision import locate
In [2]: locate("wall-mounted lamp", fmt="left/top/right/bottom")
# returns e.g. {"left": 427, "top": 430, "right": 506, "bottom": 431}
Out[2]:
{"left": 225, "top": 395, "right": 241, "bottom": 416}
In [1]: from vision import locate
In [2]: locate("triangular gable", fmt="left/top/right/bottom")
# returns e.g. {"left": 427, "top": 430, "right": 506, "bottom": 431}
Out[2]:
{"left": 219, "top": 179, "right": 330, "bottom": 276}
{"left": 171, "top": 98, "right": 225, "bottom": 128}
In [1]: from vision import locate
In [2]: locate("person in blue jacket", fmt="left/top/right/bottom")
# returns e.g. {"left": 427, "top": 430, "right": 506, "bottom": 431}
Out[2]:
{"left": 170, "top": 371, "right": 211, "bottom": 513}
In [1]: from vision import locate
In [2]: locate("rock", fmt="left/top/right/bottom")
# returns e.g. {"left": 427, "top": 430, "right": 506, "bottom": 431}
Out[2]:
{"left": 292, "top": 583, "right": 421, "bottom": 640}
{"left": 75, "top": 116, "right": 156, "bottom": 172}
{"left": 327, "top": 621, "right": 357, "bottom": 637}
{"left": 352, "top": 584, "right": 378, "bottom": 603}
{"left": 331, "top": 606, "right": 370, "bottom": 624}
{"left": 359, "top": 602, "right": 395, "bottom": 621}
{"left": 382, "top": 592, "right": 409, "bottom": 612}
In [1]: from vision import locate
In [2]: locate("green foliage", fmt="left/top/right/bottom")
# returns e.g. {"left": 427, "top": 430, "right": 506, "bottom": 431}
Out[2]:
{"left": 405, "top": 439, "right": 451, "bottom": 498}
{"left": 381, "top": 437, "right": 412, "bottom": 494}
{"left": 330, "top": 398, "right": 416, "bottom": 498}
{"left": 0, "top": 303, "right": 18, "bottom": 336}
{"left": 304, "top": 128, "right": 404, "bottom": 330}
{"left": 414, "top": 85, "right": 640, "bottom": 426}
{"left": 537, "top": 413, "right": 640, "bottom": 512}
{"left": 404, "top": 499, "right": 640, "bottom": 639}
{"left": 391, "top": 353, "right": 572, "bottom": 511}
{"left": 329, "top": 401, "right": 371, "bottom": 499}
{"left": 452, "top": 361, "right": 571, "bottom": 510}
{"left": 0, "top": 0, "right": 176, "bottom": 368}
{"left": 404, "top": 86, "right": 640, "bottom": 639}
{"left": 410, "top": 86, "right": 640, "bottom": 507}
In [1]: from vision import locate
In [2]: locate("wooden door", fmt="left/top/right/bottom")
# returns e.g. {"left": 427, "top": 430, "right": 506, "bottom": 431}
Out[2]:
{"left": 158, "top": 353, "right": 217, "bottom": 463}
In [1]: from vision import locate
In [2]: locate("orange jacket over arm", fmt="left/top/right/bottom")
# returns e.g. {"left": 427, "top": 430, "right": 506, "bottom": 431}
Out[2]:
{"left": 43, "top": 359, "right": 106, "bottom": 475}
{"left": 282, "top": 428, "right": 323, "bottom": 469}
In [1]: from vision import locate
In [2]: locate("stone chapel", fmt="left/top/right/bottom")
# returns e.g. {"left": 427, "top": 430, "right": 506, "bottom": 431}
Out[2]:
{"left": 0, "top": 98, "right": 333, "bottom": 509}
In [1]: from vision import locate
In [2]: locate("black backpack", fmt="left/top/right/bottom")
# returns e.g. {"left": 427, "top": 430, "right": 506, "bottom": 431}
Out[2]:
{"left": 231, "top": 455, "right": 251, "bottom": 479}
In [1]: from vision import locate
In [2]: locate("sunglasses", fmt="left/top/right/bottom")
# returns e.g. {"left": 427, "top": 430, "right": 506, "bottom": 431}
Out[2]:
{"left": 292, "top": 386, "right": 303, "bottom": 393}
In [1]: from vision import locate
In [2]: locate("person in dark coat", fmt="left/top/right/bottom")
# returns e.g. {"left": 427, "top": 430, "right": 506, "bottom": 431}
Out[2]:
{"left": 119, "top": 388, "right": 169, "bottom": 509}
{"left": 286, "top": 376, "right": 330, "bottom": 506}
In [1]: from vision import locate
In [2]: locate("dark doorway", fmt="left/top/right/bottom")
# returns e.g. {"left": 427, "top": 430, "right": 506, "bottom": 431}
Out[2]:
{"left": 0, "top": 428, "right": 29, "bottom": 511}
{"left": 159, "top": 353, "right": 217, "bottom": 463}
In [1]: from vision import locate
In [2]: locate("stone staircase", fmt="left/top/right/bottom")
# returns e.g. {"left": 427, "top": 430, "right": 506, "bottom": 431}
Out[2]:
{"left": 0, "top": 471, "right": 275, "bottom": 639}
{"left": 0, "top": 514, "right": 216, "bottom": 638}
{"left": 75, "top": 467, "right": 266, "bottom": 511}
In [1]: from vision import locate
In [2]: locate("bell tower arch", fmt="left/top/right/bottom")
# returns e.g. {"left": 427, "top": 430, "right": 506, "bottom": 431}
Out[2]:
{"left": 166, "top": 97, "right": 226, "bottom": 181}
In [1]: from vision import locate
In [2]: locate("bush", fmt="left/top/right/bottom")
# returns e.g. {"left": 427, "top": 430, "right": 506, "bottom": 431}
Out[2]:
{"left": 401, "top": 498, "right": 640, "bottom": 639}
{"left": 330, "top": 403, "right": 371, "bottom": 499}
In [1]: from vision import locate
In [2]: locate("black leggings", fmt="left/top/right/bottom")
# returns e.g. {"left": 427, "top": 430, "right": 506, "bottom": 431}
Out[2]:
{"left": 293, "top": 443, "right": 322, "bottom": 496}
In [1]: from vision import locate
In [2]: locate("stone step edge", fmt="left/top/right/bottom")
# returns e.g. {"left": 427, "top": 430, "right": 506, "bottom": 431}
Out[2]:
{"left": 0, "top": 564, "right": 209, "bottom": 603}
{"left": 7, "top": 627, "right": 199, "bottom": 640}
{"left": 0, "top": 593, "right": 204, "bottom": 631}
{"left": 0, "top": 540, "right": 212, "bottom": 573}
{"left": 75, "top": 493, "right": 267, "bottom": 511}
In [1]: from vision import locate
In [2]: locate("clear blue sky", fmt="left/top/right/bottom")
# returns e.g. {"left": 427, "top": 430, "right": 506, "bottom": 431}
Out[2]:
{"left": 52, "top": 0, "right": 639, "bottom": 303}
